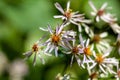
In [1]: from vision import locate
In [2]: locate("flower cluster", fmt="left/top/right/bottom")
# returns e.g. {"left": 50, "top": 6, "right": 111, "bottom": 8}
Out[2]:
{"left": 23, "top": 1, "right": 120, "bottom": 79}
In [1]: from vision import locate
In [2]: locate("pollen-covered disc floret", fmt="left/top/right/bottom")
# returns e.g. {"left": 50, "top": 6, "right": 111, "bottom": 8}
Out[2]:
{"left": 95, "top": 54, "right": 104, "bottom": 64}
{"left": 51, "top": 34, "right": 60, "bottom": 44}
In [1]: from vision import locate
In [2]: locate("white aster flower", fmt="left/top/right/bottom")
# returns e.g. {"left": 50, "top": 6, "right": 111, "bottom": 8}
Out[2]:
{"left": 43, "top": 24, "right": 75, "bottom": 57}
{"left": 89, "top": 30, "right": 111, "bottom": 53}
{"left": 54, "top": 1, "right": 91, "bottom": 32}
{"left": 79, "top": 34, "right": 94, "bottom": 67}
{"left": 89, "top": 51, "right": 119, "bottom": 75}
{"left": 23, "top": 39, "right": 45, "bottom": 66}
{"left": 89, "top": 1, "right": 120, "bottom": 33}
{"left": 63, "top": 39, "right": 83, "bottom": 67}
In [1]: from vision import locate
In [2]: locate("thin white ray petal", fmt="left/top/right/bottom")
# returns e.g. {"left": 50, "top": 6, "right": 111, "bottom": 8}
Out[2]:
{"left": 79, "top": 34, "right": 84, "bottom": 48}
{"left": 99, "top": 65, "right": 107, "bottom": 74}
{"left": 38, "top": 54, "right": 45, "bottom": 64}
{"left": 89, "top": 1, "right": 97, "bottom": 12}
{"left": 90, "top": 62, "right": 97, "bottom": 69}
{"left": 48, "top": 44, "right": 55, "bottom": 53}
{"left": 91, "top": 12, "right": 96, "bottom": 16}
{"left": 86, "top": 39, "right": 90, "bottom": 47}
{"left": 99, "top": 32, "right": 108, "bottom": 38}
{"left": 67, "top": 1, "right": 70, "bottom": 11}
{"left": 33, "top": 53, "right": 37, "bottom": 66}
{"left": 100, "top": 2, "right": 108, "bottom": 10}
{"left": 55, "top": 2, "right": 65, "bottom": 14}
{"left": 47, "top": 24, "right": 53, "bottom": 34}
{"left": 96, "top": 16, "right": 100, "bottom": 22}
{"left": 70, "top": 55, "right": 74, "bottom": 67}
{"left": 75, "top": 55, "right": 81, "bottom": 66}
{"left": 55, "top": 47, "right": 59, "bottom": 57}
{"left": 39, "top": 27, "right": 48, "bottom": 31}
{"left": 54, "top": 15, "right": 65, "bottom": 18}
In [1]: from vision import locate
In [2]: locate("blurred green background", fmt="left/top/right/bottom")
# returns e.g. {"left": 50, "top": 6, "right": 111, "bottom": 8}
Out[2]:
{"left": 0, "top": 0, "right": 120, "bottom": 80}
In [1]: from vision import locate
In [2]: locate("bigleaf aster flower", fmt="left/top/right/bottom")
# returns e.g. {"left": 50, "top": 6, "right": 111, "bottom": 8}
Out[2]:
{"left": 89, "top": 1, "right": 120, "bottom": 33}
{"left": 79, "top": 34, "right": 94, "bottom": 67}
{"left": 63, "top": 39, "right": 82, "bottom": 67}
{"left": 89, "top": 51, "right": 118, "bottom": 75}
{"left": 54, "top": 1, "right": 91, "bottom": 32}
{"left": 23, "top": 40, "right": 45, "bottom": 66}
{"left": 88, "top": 30, "right": 111, "bottom": 53}
{"left": 43, "top": 24, "right": 76, "bottom": 57}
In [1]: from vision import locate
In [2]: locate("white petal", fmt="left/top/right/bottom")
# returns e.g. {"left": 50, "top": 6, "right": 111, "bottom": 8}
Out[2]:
{"left": 93, "top": 51, "right": 97, "bottom": 58}
{"left": 70, "top": 20, "right": 79, "bottom": 25}
{"left": 33, "top": 53, "right": 37, "bottom": 66}
{"left": 103, "top": 52, "right": 110, "bottom": 58}
{"left": 78, "top": 24, "right": 82, "bottom": 32}
{"left": 75, "top": 55, "right": 81, "bottom": 66}
{"left": 100, "top": 15, "right": 110, "bottom": 23}
{"left": 96, "top": 16, "right": 100, "bottom": 22}
{"left": 67, "top": 1, "right": 70, "bottom": 11}
{"left": 91, "top": 12, "right": 96, "bottom": 16}
{"left": 96, "top": 45, "right": 102, "bottom": 53}
{"left": 90, "top": 62, "right": 97, "bottom": 69}
{"left": 70, "top": 55, "right": 74, "bottom": 67}
{"left": 58, "top": 25, "right": 64, "bottom": 35}
{"left": 47, "top": 24, "right": 53, "bottom": 34}
{"left": 100, "top": 3, "right": 108, "bottom": 10}
{"left": 86, "top": 62, "right": 91, "bottom": 75}
{"left": 38, "top": 54, "right": 45, "bottom": 64}
{"left": 54, "top": 15, "right": 65, "bottom": 18}
{"left": 86, "top": 39, "right": 90, "bottom": 47}
{"left": 99, "top": 32, "right": 108, "bottom": 38}
{"left": 110, "top": 23, "right": 120, "bottom": 33}
{"left": 44, "top": 43, "right": 51, "bottom": 53}
{"left": 39, "top": 27, "right": 48, "bottom": 31}
{"left": 55, "top": 2, "right": 64, "bottom": 14}
{"left": 89, "top": 1, "right": 97, "bottom": 12}
{"left": 55, "top": 47, "right": 59, "bottom": 57}
{"left": 99, "top": 65, "right": 107, "bottom": 74}
{"left": 79, "top": 34, "right": 85, "bottom": 48}
{"left": 48, "top": 44, "right": 55, "bottom": 53}
{"left": 72, "top": 14, "right": 83, "bottom": 17}
{"left": 24, "top": 51, "right": 33, "bottom": 58}
{"left": 82, "top": 55, "right": 86, "bottom": 64}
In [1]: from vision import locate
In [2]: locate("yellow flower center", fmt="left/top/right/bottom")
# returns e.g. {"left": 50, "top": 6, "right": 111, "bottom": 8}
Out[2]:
{"left": 32, "top": 44, "right": 39, "bottom": 52}
{"left": 93, "top": 34, "right": 101, "bottom": 43}
{"left": 97, "top": 10, "right": 104, "bottom": 16}
{"left": 64, "top": 9, "right": 72, "bottom": 19}
{"left": 83, "top": 47, "right": 92, "bottom": 56}
{"left": 51, "top": 34, "right": 60, "bottom": 44}
{"left": 96, "top": 54, "right": 104, "bottom": 64}
{"left": 72, "top": 46, "right": 79, "bottom": 54}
